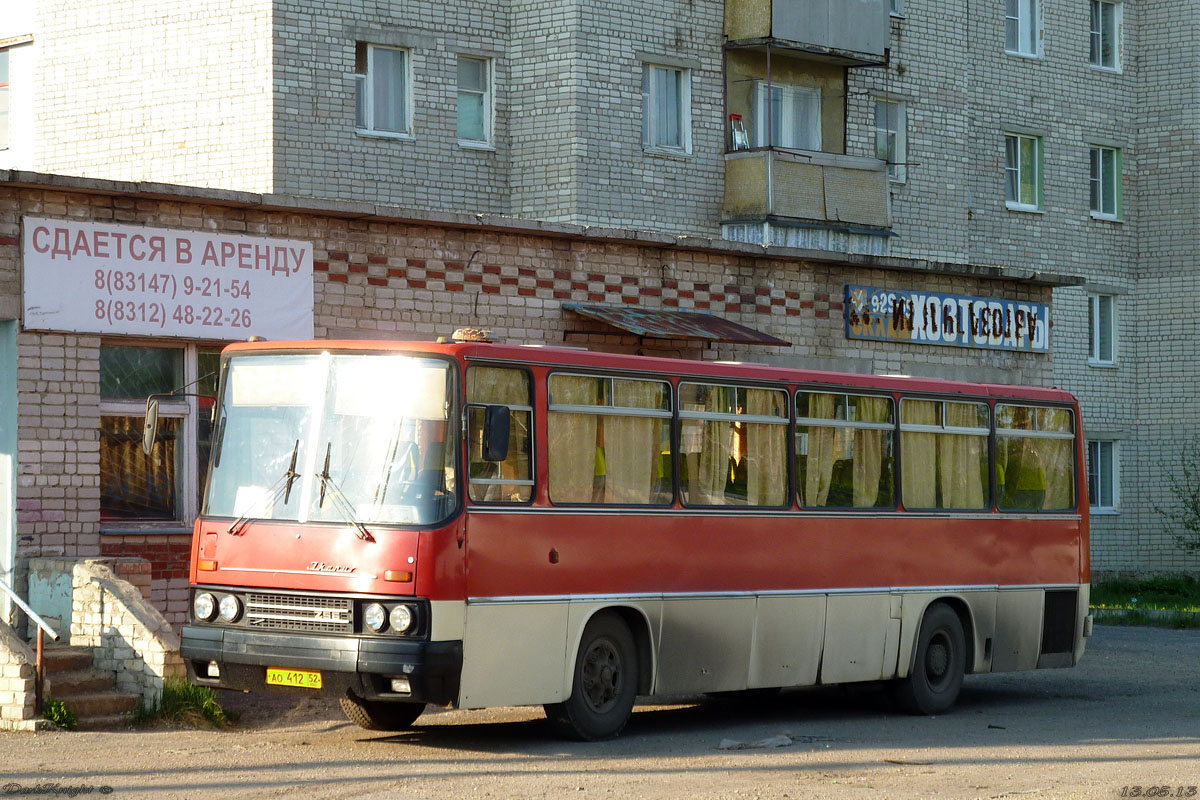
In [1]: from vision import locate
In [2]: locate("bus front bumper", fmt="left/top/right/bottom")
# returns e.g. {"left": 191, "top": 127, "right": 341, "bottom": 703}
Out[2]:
{"left": 181, "top": 625, "right": 462, "bottom": 706}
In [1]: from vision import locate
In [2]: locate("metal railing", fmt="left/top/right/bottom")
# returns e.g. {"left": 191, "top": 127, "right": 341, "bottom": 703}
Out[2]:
{"left": 0, "top": 577, "right": 60, "bottom": 714}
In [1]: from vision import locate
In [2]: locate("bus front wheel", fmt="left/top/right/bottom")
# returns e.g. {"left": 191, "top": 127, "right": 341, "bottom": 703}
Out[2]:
{"left": 339, "top": 694, "right": 426, "bottom": 731}
{"left": 545, "top": 612, "right": 638, "bottom": 741}
{"left": 889, "top": 602, "right": 966, "bottom": 715}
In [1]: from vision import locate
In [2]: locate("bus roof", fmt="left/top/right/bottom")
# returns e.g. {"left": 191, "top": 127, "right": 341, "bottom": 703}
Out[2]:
{"left": 221, "top": 339, "right": 1077, "bottom": 404}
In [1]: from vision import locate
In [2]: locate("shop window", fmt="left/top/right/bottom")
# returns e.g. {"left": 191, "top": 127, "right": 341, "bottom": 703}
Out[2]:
{"left": 100, "top": 343, "right": 219, "bottom": 526}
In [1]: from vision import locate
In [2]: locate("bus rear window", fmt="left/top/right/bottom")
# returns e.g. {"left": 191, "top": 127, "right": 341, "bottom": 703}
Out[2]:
{"left": 995, "top": 404, "right": 1076, "bottom": 511}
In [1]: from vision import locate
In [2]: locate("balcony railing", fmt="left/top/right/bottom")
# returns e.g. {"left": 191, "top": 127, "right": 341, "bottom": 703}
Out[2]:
{"left": 723, "top": 148, "right": 891, "bottom": 230}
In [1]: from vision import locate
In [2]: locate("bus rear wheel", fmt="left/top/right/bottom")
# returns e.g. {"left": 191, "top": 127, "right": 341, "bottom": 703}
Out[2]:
{"left": 545, "top": 612, "right": 638, "bottom": 741}
{"left": 890, "top": 602, "right": 966, "bottom": 715}
{"left": 339, "top": 694, "right": 426, "bottom": 731}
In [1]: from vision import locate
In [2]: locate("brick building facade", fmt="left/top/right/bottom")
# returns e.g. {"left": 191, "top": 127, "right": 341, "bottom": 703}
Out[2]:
{"left": 0, "top": 0, "right": 1196, "bottom": 629}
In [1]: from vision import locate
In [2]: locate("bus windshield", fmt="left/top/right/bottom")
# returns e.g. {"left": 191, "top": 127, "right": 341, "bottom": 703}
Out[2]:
{"left": 204, "top": 352, "right": 458, "bottom": 526}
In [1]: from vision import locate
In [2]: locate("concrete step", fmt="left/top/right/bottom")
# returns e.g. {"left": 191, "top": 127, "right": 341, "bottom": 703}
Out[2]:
{"left": 52, "top": 691, "right": 139, "bottom": 719}
{"left": 74, "top": 712, "right": 136, "bottom": 731}
{"left": 46, "top": 668, "right": 116, "bottom": 697}
{"left": 41, "top": 646, "right": 95, "bottom": 673}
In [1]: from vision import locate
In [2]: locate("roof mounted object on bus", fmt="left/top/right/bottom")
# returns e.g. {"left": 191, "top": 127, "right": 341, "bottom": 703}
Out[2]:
{"left": 247, "top": 336, "right": 267, "bottom": 342}
{"left": 452, "top": 328, "right": 494, "bottom": 343}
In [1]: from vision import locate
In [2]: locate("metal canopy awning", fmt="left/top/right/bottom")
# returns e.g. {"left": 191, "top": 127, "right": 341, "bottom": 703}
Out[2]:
{"left": 563, "top": 303, "right": 791, "bottom": 347}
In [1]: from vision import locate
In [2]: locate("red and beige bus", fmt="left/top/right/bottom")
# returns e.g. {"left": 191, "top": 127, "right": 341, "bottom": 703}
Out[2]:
{"left": 179, "top": 336, "right": 1091, "bottom": 740}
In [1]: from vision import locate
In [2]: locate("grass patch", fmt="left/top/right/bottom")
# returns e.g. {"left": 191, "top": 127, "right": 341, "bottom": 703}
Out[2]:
{"left": 1091, "top": 575, "right": 1200, "bottom": 612}
{"left": 131, "top": 677, "right": 239, "bottom": 729}
{"left": 1092, "top": 608, "right": 1200, "bottom": 630}
{"left": 41, "top": 697, "right": 78, "bottom": 730}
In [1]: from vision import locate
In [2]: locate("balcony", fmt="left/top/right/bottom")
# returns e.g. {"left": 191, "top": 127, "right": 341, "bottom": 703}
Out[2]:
{"left": 722, "top": 148, "right": 892, "bottom": 255}
{"left": 725, "top": 0, "right": 889, "bottom": 66}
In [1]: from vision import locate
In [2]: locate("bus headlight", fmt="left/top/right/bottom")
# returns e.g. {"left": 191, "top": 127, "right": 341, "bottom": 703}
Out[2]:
{"left": 193, "top": 592, "right": 217, "bottom": 622}
{"left": 218, "top": 594, "right": 242, "bottom": 623}
{"left": 364, "top": 603, "right": 387, "bottom": 632}
{"left": 389, "top": 604, "right": 413, "bottom": 634}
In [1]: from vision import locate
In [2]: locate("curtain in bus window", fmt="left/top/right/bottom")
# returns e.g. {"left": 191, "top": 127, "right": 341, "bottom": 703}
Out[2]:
{"left": 1041, "top": 438, "right": 1074, "bottom": 509}
{"left": 853, "top": 396, "right": 892, "bottom": 508}
{"left": 548, "top": 375, "right": 599, "bottom": 503}
{"left": 939, "top": 403, "right": 987, "bottom": 509}
{"left": 801, "top": 393, "right": 837, "bottom": 507}
{"left": 901, "top": 400, "right": 938, "bottom": 508}
{"left": 745, "top": 389, "right": 786, "bottom": 506}
{"left": 602, "top": 380, "right": 666, "bottom": 504}
{"left": 688, "top": 385, "right": 735, "bottom": 505}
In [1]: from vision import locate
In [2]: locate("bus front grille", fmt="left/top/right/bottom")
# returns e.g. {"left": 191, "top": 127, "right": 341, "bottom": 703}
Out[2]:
{"left": 245, "top": 593, "right": 352, "bottom": 633}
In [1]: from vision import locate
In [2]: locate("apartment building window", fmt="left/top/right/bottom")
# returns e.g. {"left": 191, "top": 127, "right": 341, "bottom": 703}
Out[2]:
{"left": 890, "top": 0, "right": 905, "bottom": 16}
{"left": 100, "top": 344, "right": 220, "bottom": 526}
{"left": 1090, "top": 0, "right": 1122, "bottom": 70}
{"left": 1087, "top": 440, "right": 1117, "bottom": 511}
{"left": 1005, "top": 0, "right": 1041, "bottom": 56}
{"left": 875, "top": 99, "right": 906, "bottom": 183}
{"left": 1090, "top": 146, "right": 1122, "bottom": 219}
{"left": 642, "top": 64, "right": 691, "bottom": 154}
{"left": 1088, "top": 293, "right": 1116, "bottom": 365}
{"left": 753, "top": 82, "right": 821, "bottom": 151}
{"left": 457, "top": 56, "right": 491, "bottom": 145}
{"left": 1005, "top": 133, "right": 1042, "bottom": 210}
{"left": 355, "top": 43, "right": 411, "bottom": 136}
{"left": 0, "top": 50, "right": 9, "bottom": 150}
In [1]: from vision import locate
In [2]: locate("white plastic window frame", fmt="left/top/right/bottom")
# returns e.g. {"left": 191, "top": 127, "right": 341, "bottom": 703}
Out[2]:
{"left": 456, "top": 55, "right": 493, "bottom": 149}
{"left": 1004, "top": 133, "right": 1042, "bottom": 212}
{"left": 1088, "top": 293, "right": 1117, "bottom": 366}
{"left": 1089, "top": 0, "right": 1123, "bottom": 72}
{"left": 1086, "top": 439, "right": 1118, "bottom": 512}
{"left": 1005, "top": 0, "right": 1042, "bottom": 58}
{"left": 753, "top": 81, "right": 821, "bottom": 152}
{"left": 642, "top": 63, "right": 692, "bottom": 156}
{"left": 354, "top": 43, "right": 413, "bottom": 139}
{"left": 875, "top": 99, "right": 907, "bottom": 183}
{"left": 1089, "top": 145, "right": 1121, "bottom": 220}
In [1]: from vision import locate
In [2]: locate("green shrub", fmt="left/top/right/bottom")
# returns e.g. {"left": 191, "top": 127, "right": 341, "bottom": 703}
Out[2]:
{"left": 41, "top": 697, "right": 78, "bottom": 730}
{"left": 131, "top": 677, "right": 238, "bottom": 729}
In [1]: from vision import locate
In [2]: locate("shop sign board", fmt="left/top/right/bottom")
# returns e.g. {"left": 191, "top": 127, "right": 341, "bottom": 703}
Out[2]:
{"left": 22, "top": 217, "right": 315, "bottom": 340}
{"left": 845, "top": 285, "right": 1050, "bottom": 353}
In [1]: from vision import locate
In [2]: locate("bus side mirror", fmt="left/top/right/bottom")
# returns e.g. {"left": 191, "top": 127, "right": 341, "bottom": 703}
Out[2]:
{"left": 482, "top": 405, "right": 511, "bottom": 462}
{"left": 142, "top": 398, "right": 160, "bottom": 456}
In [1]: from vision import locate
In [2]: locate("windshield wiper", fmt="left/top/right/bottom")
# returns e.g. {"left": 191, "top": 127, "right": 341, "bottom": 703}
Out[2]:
{"left": 227, "top": 440, "right": 300, "bottom": 536}
{"left": 316, "top": 442, "right": 375, "bottom": 542}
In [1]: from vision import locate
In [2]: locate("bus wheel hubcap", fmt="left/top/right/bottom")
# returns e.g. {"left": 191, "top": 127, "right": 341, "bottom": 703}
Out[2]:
{"left": 582, "top": 640, "right": 621, "bottom": 712}
{"left": 926, "top": 633, "right": 951, "bottom": 686}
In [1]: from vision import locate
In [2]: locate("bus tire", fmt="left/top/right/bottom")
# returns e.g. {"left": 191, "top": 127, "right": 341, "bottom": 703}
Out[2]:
{"left": 545, "top": 612, "right": 638, "bottom": 741}
{"left": 339, "top": 694, "right": 426, "bottom": 731}
{"left": 889, "top": 602, "right": 966, "bottom": 715}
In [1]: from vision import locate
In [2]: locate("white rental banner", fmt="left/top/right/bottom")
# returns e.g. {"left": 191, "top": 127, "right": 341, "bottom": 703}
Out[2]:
{"left": 21, "top": 217, "right": 315, "bottom": 340}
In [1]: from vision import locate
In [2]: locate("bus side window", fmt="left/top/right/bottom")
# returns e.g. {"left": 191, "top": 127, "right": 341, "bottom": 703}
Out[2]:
{"left": 466, "top": 367, "right": 534, "bottom": 503}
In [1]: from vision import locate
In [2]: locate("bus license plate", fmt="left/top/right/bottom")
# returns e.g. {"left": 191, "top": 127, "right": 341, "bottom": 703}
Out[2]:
{"left": 266, "top": 667, "right": 322, "bottom": 689}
